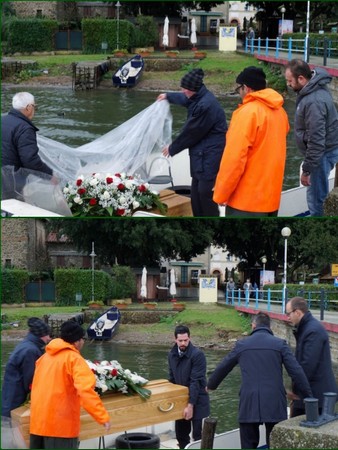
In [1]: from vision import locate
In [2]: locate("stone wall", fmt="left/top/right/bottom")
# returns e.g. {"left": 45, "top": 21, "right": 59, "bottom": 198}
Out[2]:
{"left": 11, "top": 1, "right": 58, "bottom": 19}
{"left": 1, "top": 219, "right": 48, "bottom": 271}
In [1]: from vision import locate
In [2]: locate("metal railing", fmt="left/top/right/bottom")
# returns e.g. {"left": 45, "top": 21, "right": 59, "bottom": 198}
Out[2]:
{"left": 225, "top": 287, "right": 338, "bottom": 317}
{"left": 244, "top": 37, "right": 338, "bottom": 65}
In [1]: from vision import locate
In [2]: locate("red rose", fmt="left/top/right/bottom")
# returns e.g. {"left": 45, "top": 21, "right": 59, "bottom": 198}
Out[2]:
{"left": 117, "top": 208, "right": 125, "bottom": 216}
{"left": 78, "top": 188, "right": 86, "bottom": 195}
{"left": 117, "top": 183, "right": 125, "bottom": 191}
{"left": 115, "top": 173, "right": 121, "bottom": 178}
{"left": 106, "top": 177, "right": 113, "bottom": 184}
{"left": 76, "top": 179, "right": 82, "bottom": 186}
{"left": 111, "top": 368, "right": 118, "bottom": 376}
{"left": 89, "top": 198, "right": 97, "bottom": 206}
{"left": 138, "top": 185, "right": 147, "bottom": 193}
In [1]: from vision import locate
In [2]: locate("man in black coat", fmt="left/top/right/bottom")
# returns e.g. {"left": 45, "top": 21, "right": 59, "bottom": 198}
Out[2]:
{"left": 168, "top": 325, "right": 210, "bottom": 449}
{"left": 207, "top": 312, "right": 312, "bottom": 449}
{"left": 158, "top": 68, "right": 227, "bottom": 217}
{"left": 2, "top": 92, "right": 53, "bottom": 175}
{"left": 1, "top": 317, "right": 51, "bottom": 417}
{"left": 286, "top": 296, "right": 338, "bottom": 417}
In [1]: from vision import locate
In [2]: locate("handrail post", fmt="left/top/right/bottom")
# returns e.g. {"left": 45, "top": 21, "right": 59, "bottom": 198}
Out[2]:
{"left": 245, "top": 289, "right": 249, "bottom": 307}
{"left": 323, "top": 37, "right": 328, "bottom": 66}
{"left": 257, "top": 37, "right": 261, "bottom": 55}
{"left": 245, "top": 37, "right": 248, "bottom": 53}
{"left": 320, "top": 288, "right": 325, "bottom": 321}
{"left": 250, "top": 38, "right": 254, "bottom": 54}
{"left": 265, "top": 37, "right": 269, "bottom": 56}
{"left": 238, "top": 289, "right": 241, "bottom": 306}
{"left": 288, "top": 37, "right": 292, "bottom": 60}
{"left": 267, "top": 288, "right": 271, "bottom": 311}
{"left": 276, "top": 37, "right": 280, "bottom": 58}
{"left": 255, "top": 288, "right": 259, "bottom": 309}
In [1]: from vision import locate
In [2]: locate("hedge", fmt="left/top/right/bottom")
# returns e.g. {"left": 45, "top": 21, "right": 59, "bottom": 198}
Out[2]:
{"left": 54, "top": 268, "right": 113, "bottom": 306}
{"left": 2, "top": 268, "right": 29, "bottom": 304}
{"left": 7, "top": 19, "right": 58, "bottom": 53}
{"left": 110, "top": 266, "right": 136, "bottom": 299}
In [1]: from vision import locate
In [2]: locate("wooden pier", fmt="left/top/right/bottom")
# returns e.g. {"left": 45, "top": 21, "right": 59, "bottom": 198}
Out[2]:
{"left": 72, "top": 60, "right": 111, "bottom": 90}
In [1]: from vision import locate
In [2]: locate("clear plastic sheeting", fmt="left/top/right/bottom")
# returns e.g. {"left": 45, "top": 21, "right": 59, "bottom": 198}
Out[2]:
{"left": 1, "top": 166, "right": 72, "bottom": 216}
{"left": 1, "top": 417, "right": 28, "bottom": 449}
{"left": 37, "top": 100, "right": 173, "bottom": 185}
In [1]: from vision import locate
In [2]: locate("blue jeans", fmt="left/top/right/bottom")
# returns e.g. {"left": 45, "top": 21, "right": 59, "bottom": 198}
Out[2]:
{"left": 307, "top": 147, "right": 338, "bottom": 216}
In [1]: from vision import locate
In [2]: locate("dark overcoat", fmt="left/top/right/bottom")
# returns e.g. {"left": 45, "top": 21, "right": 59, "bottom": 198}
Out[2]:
{"left": 292, "top": 311, "right": 338, "bottom": 409}
{"left": 1, "top": 332, "right": 46, "bottom": 417}
{"left": 2, "top": 109, "right": 53, "bottom": 175}
{"left": 207, "top": 327, "right": 312, "bottom": 423}
{"left": 168, "top": 342, "right": 210, "bottom": 420}
{"left": 166, "top": 85, "right": 227, "bottom": 181}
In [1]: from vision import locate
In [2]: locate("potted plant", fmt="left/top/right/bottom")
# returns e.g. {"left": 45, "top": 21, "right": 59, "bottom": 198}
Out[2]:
{"left": 113, "top": 49, "right": 128, "bottom": 58}
{"left": 143, "top": 302, "right": 158, "bottom": 310}
{"left": 194, "top": 50, "right": 207, "bottom": 59}
{"left": 113, "top": 299, "right": 129, "bottom": 310}
{"left": 87, "top": 300, "right": 105, "bottom": 310}
{"left": 166, "top": 50, "right": 180, "bottom": 58}
{"left": 172, "top": 302, "right": 186, "bottom": 312}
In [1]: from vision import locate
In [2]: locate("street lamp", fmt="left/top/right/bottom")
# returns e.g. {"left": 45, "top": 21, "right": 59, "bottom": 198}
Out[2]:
{"left": 280, "top": 6, "right": 286, "bottom": 35}
{"left": 116, "top": 1, "right": 121, "bottom": 50}
{"left": 281, "top": 227, "right": 291, "bottom": 312}
{"left": 261, "top": 256, "right": 267, "bottom": 287}
{"left": 90, "top": 242, "right": 96, "bottom": 301}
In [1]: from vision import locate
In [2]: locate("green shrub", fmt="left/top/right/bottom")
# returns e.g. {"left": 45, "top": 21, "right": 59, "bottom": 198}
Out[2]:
{"left": 131, "top": 15, "right": 158, "bottom": 48}
{"left": 2, "top": 268, "right": 29, "bottom": 304}
{"left": 7, "top": 19, "right": 58, "bottom": 53}
{"left": 110, "top": 266, "right": 136, "bottom": 299}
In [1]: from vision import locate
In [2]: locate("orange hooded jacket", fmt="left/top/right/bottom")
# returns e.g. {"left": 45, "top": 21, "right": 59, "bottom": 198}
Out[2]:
{"left": 30, "top": 338, "right": 109, "bottom": 438}
{"left": 213, "top": 88, "right": 290, "bottom": 212}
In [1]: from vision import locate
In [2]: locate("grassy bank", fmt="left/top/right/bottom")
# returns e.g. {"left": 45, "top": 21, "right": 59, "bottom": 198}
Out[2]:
{"left": 1, "top": 303, "right": 251, "bottom": 343}
{"left": 6, "top": 50, "right": 286, "bottom": 93}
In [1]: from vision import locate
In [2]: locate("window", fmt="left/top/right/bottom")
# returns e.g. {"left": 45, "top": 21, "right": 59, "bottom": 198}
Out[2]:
{"left": 181, "top": 266, "right": 188, "bottom": 284}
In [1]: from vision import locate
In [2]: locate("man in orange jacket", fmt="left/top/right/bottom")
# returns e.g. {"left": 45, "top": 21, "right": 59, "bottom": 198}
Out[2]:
{"left": 29, "top": 321, "right": 111, "bottom": 449}
{"left": 213, "top": 66, "right": 290, "bottom": 216}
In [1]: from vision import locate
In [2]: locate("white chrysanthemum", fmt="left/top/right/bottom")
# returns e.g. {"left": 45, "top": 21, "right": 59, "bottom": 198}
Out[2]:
{"left": 124, "top": 180, "right": 134, "bottom": 189}
{"left": 74, "top": 196, "right": 83, "bottom": 204}
{"left": 102, "top": 191, "right": 110, "bottom": 200}
{"left": 90, "top": 178, "right": 99, "bottom": 186}
{"left": 133, "top": 201, "right": 140, "bottom": 209}
{"left": 118, "top": 196, "right": 126, "bottom": 205}
{"left": 63, "top": 187, "right": 69, "bottom": 194}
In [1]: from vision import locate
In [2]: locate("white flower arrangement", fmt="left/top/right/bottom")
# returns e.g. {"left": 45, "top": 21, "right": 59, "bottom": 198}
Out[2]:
{"left": 86, "top": 359, "right": 151, "bottom": 400}
{"left": 63, "top": 173, "right": 166, "bottom": 217}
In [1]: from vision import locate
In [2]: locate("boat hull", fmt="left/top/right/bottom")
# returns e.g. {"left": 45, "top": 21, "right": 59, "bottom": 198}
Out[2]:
{"left": 112, "top": 54, "right": 144, "bottom": 87}
{"left": 87, "top": 306, "right": 121, "bottom": 340}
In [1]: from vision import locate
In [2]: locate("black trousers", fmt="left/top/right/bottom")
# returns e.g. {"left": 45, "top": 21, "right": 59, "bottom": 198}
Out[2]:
{"left": 226, "top": 205, "right": 278, "bottom": 217}
{"left": 239, "top": 422, "right": 276, "bottom": 449}
{"left": 30, "top": 434, "right": 79, "bottom": 449}
{"left": 191, "top": 178, "right": 219, "bottom": 217}
{"left": 175, "top": 418, "right": 203, "bottom": 449}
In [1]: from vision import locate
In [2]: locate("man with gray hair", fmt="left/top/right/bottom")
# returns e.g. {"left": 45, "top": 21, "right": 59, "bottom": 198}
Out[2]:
{"left": 2, "top": 92, "right": 53, "bottom": 175}
{"left": 207, "top": 312, "right": 312, "bottom": 449}
{"left": 285, "top": 297, "right": 338, "bottom": 417}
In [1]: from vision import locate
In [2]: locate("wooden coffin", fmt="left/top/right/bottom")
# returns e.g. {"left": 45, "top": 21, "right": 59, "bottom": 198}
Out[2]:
{"left": 158, "top": 190, "right": 192, "bottom": 217}
{"left": 11, "top": 379, "right": 188, "bottom": 445}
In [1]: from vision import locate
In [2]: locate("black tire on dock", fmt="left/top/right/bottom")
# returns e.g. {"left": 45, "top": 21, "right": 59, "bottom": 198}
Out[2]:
{"left": 115, "top": 432, "right": 160, "bottom": 449}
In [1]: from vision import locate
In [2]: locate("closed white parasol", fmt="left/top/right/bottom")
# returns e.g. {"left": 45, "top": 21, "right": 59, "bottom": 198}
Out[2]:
{"left": 163, "top": 16, "right": 169, "bottom": 48}
{"left": 190, "top": 18, "right": 197, "bottom": 47}
{"left": 169, "top": 268, "right": 177, "bottom": 297}
{"left": 140, "top": 266, "right": 147, "bottom": 299}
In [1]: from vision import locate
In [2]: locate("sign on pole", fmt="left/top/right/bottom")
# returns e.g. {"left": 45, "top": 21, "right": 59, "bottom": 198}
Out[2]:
{"left": 331, "top": 264, "right": 338, "bottom": 276}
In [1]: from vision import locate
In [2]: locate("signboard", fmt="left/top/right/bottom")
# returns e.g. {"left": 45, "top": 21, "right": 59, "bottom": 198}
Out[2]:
{"left": 219, "top": 27, "right": 237, "bottom": 51}
{"left": 278, "top": 19, "right": 293, "bottom": 35}
{"left": 260, "top": 270, "right": 275, "bottom": 287}
{"left": 331, "top": 264, "right": 338, "bottom": 276}
{"left": 199, "top": 277, "right": 218, "bottom": 303}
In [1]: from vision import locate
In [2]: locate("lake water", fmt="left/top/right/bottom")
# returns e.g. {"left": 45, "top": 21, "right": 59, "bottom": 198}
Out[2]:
{"left": 1, "top": 86, "right": 301, "bottom": 190}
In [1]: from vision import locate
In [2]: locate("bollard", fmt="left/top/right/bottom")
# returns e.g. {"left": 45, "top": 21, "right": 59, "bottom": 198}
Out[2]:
{"left": 304, "top": 398, "right": 319, "bottom": 422}
{"left": 200, "top": 417, "right": 218, "bottom": 449}
{"left": 322, "top": 392, "right": 337, "bottom": 417}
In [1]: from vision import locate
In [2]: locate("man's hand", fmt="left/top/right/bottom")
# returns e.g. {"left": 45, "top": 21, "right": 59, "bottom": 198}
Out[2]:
{"left": 286, "top": 390, "right": 300, "bottom": 401}
{"left": 162, "top": 145, "right": 170, "bottom": 158}
{"left": 103, "top": 421, "right": 111, "bottom": 432}
{"left": 157, "top": 93, "right": 167, "bottom": 101}
{"left": 183, "top": 403, "right": 194, "bottom": 420}
{"left": 300, "top": 173, "right": 311, "bottom": 186}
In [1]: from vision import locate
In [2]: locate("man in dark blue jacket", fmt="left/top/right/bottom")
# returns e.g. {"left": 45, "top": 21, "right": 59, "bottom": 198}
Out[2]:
{"left": 158, "top": 68, "right": 227, "bottom": 217}
{"left": 1, "top": 317, "right": 51, "bottom": 417}
{"left": 168, "top": 325, "right": 210, "bottom": 449}
{"left": 286, "top": 297, "right": 338, "bottom": 417}
{"left": 207, "top": 312, "right": 312, "bottom": 449}
{"left": 2, "top": 92, "right": 53, "bottom": 175}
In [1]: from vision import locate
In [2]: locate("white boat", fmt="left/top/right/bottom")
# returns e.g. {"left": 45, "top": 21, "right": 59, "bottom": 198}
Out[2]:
{"left": 86, "top": 306, "right": 121, "bottom": 341}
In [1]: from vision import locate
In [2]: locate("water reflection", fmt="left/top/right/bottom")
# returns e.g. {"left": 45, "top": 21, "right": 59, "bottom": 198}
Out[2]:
{"left": 2, "top": 86, "right": 300, "bottom": 189}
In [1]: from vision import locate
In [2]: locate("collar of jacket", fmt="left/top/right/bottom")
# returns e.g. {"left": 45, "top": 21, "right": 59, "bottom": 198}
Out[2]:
{"left": 189, "top": 84, "right": 207, "bottom": 102}
{"left": 251, "top": 326, "right": 273, "bottom": 336}
{"left": 292, "top": 310, "right": 312, "bottom": 337}
{"left": 173, "top": 342, "right": 192, "bottom": 358}
{"left": 9, "top": 108, "right": 39, "bottom": 131}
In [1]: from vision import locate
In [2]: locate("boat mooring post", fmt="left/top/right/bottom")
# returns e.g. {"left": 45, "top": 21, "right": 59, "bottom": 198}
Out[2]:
{"left": 201, "top": 417, "right": 217, "bottom": 449}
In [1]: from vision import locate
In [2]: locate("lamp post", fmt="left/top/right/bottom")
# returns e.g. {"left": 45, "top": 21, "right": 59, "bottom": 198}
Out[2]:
{"left": 261, "top": 256, "right": 267, "bottom": 288}
{"left": 116, "top": 1, "right": 121, "bottom": 50}
{"left": 280, "top": 6, "right": 286, "bottom": 35}
{"left": 90, "top": 242, "right": 96, "bottom": 301}
{"left": 281, "top": 227, "right": 291, "bottom": 312}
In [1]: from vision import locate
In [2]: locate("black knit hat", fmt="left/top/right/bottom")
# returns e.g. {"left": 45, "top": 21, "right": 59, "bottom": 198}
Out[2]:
{"left": 236, "top": 66, "right": 266, "bottom": 91}
{"left": 60, "top": 321, "right": 85, "bottom": 343}
{"left": 28, "top": 317, "right": 51, "bottom": 338}
{"left": 180, "top": 68, "right": 204, "bottom": 92}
